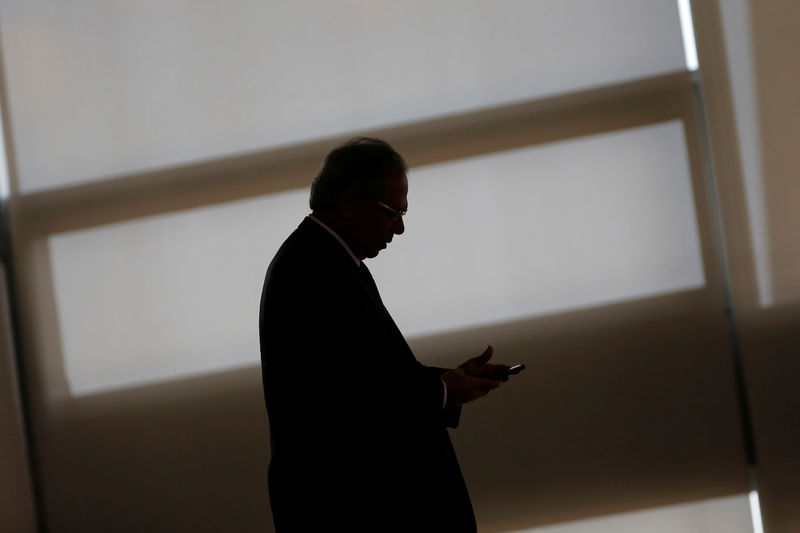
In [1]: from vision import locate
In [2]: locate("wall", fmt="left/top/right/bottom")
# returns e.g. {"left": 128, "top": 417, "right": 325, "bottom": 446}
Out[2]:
{"left": 695, "top": 0, "right": 800, "bottom": 531}
{"left": 0, "top": 263, "right": 37, "bottom": 533}
{"left": 2, "top": 1, "right": 799, "bottom": 531}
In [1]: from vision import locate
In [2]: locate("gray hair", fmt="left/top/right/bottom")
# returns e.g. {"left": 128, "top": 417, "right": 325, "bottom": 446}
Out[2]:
{"left": 310, "top": 137, "right": 407, "bottom": 211}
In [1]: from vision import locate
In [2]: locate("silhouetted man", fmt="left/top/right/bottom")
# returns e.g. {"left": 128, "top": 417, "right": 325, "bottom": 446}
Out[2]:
{"left": 259, "top": 137, "right": 509, "bottom": 531}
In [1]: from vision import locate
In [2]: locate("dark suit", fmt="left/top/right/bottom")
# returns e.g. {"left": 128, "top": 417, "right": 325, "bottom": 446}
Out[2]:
{"left": 259, "top": 217, "right": 476, "bottom": 531}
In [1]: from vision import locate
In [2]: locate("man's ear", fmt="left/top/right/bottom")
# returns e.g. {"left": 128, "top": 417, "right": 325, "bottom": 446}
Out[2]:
{"left": 338, "top": 189, "right": 358, "bottom": 218}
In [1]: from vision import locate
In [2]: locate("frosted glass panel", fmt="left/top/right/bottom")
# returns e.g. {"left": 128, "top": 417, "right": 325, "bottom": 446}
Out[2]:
{"left": 49, "top": 189, "right": 310, "bottom": 396}
{"left": 50, "top": 120, "right": 702, "bottom": 396}
{"left": 372, "top": 120, "right": 705, "bottom": 337}
{"left": 508, "top": 493, "right": 754, "bottom": 533}
{"left": 718, "top": 0, "right": 771, "bottom": 306}
{"left": 0, "top": 0, "right": 686, "bottom": 192}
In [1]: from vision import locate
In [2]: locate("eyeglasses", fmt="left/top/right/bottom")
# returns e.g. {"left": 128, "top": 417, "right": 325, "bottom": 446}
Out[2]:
{"left": 373, "top": 199, "right": 406, "bottom": 221}
{"left": 360, "top": 195, "right": 406, "bottom": 221}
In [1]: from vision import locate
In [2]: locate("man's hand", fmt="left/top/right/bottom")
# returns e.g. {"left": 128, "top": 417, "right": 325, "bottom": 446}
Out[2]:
{"left": 459, "top": 345, "right": 510, "bottom": 382}
{"left": 442, "top": 346, "right": 509, "bottom": 406}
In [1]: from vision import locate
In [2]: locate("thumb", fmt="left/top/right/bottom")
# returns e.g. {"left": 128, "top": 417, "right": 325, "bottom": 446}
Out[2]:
{"left": 473, "top": 345, "right": 494, "bottom": 366}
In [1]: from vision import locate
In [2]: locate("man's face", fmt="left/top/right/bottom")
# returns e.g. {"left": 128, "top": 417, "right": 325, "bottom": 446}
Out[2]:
{"left": 349, "top": 173, "right": 408, "bottom": 260}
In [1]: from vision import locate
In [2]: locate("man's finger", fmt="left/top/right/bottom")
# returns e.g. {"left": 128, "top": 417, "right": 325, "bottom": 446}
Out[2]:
{"left": 494, "top": 364, "right": 511, "bottom": 380}
{"left": 472, "top": 375, "right": 501, "bottom": 391}
{"left": 471, "top": 345, "right": 494, "bottom": 366}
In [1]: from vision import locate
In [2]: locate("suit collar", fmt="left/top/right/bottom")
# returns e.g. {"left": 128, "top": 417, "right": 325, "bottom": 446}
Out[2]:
{"left": 305, "top": 214, "right": 361, "bottom": 266}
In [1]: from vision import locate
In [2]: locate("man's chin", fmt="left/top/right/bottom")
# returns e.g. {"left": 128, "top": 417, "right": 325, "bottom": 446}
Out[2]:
{"left": 366, "top": 243, "right": 387, "bottom": 259}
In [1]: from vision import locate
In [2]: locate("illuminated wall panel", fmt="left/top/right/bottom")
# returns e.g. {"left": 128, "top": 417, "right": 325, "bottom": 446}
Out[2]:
{"left": 0, "top": 0, "right": 685, "bottom": 192}
{"left": 50, "top": 120, "right": 702, "bottom": 396}
{"left": 374, "top": 120, "right": 705, "bottom": 336}
{"left": 49, "top": 189, "right": 308, "bottom": 395}
{"left": 511, "top": 493, "right": 754, "bottom": 533}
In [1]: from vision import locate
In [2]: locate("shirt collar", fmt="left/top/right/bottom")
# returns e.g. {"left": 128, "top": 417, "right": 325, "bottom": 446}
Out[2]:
{"left": 307, "top": 214, "right": 361, "bottom": 266}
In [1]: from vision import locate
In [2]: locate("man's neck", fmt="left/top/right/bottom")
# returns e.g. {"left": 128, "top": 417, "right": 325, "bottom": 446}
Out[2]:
{"left": 310, "top": 210, "right": 343, "bottom": 233}
{"left": 308, "top": 212, "right": 361, "bottom": 265}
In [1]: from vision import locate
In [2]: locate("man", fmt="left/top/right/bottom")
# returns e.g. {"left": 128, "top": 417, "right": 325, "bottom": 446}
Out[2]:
{"left": 259, "top": 137, "right": 509, "bottom": 531}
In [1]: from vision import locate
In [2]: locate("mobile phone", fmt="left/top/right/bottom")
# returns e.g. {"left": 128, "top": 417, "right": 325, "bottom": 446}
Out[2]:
{"left": 507, "top": 363, "right": 525, "bottom": 376}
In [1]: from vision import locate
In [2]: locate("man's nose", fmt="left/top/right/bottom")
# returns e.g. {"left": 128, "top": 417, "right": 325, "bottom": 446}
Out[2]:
{"left": 394, "top": 216, "right": 405, "bottom": 235}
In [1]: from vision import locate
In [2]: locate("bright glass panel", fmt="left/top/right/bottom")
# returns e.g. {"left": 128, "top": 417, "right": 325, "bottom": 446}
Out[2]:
{"left": 49, "top": 189, "right": 309, "bottom": 396}
{"left": 0, "top": 0, "right": 686, "bottom": 192}
{"left": 374, "top": 120, "right": 705, "bottom": 337}
{"left": 718, "top": 0, "right": 772, "bottom": 306}
{"left": 506, "top": 493, "right": 755, "bottom": 533}
{"left": 678, "top": 0, "right": 700, "bottom": 71}
{"left": 50, "top": 121, "right": 703, "bottom": 396}
{"left": 749, "top": 491, "right": 764, "bottom": 533}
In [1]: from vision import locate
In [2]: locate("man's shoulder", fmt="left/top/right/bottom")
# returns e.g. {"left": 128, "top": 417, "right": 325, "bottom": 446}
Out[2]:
{"left": 271, "top": 218, "right": 317, "bottom": 259}
{"left": 272, "top": 218, "right": 329, "bottom": 258}
{"left": 260, "top": 218, "right": 359, "bottom": 314}
{"left": 266, "top": 218, "right": 352, "bottom": 279}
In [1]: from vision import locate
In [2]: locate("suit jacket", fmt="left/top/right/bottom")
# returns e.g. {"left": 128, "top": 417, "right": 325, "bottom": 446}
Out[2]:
{"left": 259, "top": 217, "right": 476, "bottom": 532}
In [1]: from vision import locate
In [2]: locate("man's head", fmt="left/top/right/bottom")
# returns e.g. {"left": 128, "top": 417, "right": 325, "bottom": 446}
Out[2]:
{"left": 310, "top": 137, "right": 408, "bottom": 260}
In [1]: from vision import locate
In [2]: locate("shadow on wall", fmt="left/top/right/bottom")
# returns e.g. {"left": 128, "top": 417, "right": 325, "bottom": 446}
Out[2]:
{"left": 45, "top": 366, "right": 272, "bottom": 532}
{"left": 33, "top": 287, "right": 771, "bottom": 533}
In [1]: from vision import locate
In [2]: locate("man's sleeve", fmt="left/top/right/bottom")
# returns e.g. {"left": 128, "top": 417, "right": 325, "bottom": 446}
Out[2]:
{"left": 430, "top": 366, "right": 462, "bottom": 428}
